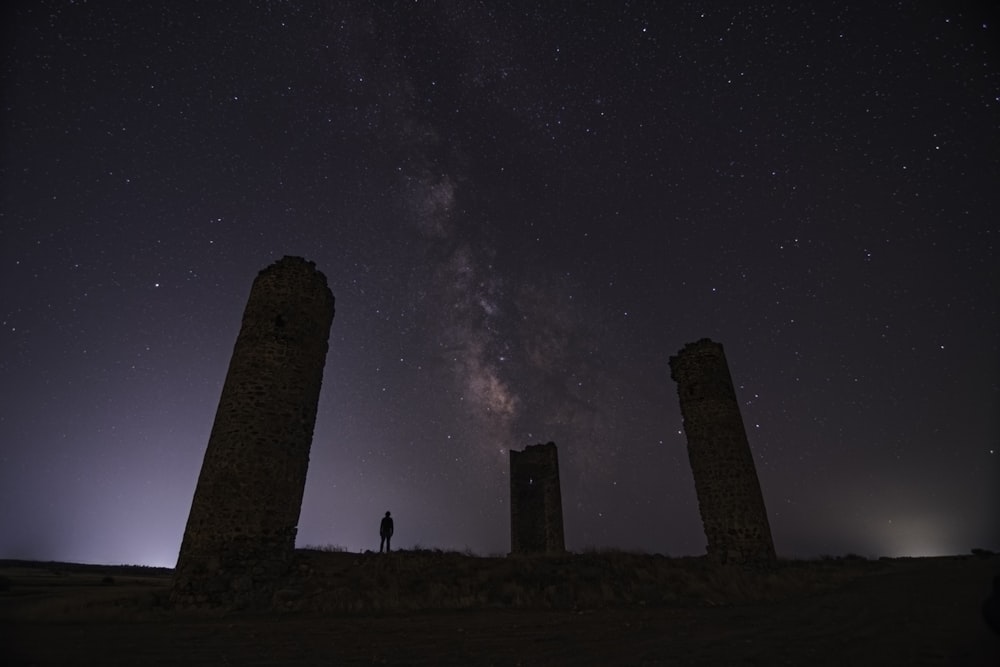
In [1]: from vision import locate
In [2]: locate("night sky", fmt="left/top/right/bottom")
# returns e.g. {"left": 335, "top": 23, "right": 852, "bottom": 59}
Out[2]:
{"left": 2, "top": 2, "right": 997, "bottom": 568}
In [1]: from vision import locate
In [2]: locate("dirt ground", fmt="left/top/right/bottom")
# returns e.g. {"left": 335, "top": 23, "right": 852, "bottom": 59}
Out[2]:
{"left": 2, "top": 555, "right": 998, "bottom": 666}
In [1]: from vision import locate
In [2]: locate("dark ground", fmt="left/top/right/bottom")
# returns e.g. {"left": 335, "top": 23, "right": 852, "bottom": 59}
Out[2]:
{"left": 1, "top": 553, "right": 997, "bottom": 666}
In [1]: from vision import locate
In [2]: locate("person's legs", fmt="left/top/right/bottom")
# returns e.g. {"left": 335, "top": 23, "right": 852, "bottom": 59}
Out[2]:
{"left": 379, "top": 536, "right": 385, "bottom": 553}
{"left": 386, "top": 536, "right": 391, "bottom": 552}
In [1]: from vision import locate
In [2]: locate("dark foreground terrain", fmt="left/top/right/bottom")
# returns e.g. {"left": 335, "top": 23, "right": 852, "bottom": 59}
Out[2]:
{"left": 1, "top": 551, "right": 997, "bottom": 666}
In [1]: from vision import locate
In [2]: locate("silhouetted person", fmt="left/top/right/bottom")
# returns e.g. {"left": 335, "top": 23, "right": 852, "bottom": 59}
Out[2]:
{"left": 379, "top": 511, "right": 394, "bottom": 553}
{"left": 984, "top": 574, "right": 1000, "bottom": 636}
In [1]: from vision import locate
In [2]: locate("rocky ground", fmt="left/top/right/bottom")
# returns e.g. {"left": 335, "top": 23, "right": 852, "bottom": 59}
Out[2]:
{"left": 1, "top": 551, "right": 997, "bottom": 665}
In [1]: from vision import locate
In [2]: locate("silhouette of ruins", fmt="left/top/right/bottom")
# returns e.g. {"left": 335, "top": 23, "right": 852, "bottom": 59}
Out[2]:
{"left": 669, "top": 339, "right": 776, "bottom": 564}
{"left": 509, "top": 442, "right": 565, "bottom": 554}
{"left": 171, "top": 256, "right": 335, "bottom": 606}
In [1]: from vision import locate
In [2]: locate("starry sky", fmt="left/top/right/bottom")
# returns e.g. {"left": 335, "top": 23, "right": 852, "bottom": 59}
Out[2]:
{"left": 1, "top": 2, "right": 997, "bottom": 567}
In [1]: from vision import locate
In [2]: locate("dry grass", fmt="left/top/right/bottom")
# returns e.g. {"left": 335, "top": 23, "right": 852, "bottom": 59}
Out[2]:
{"left": 4, "top": 554, "right": 996, "bottom": 665}
{"left": 0, "top": 551, "right": 905, "bottom": 619}
{"left": 0, "top": 560, "right": 173, "bottom": 622}
{"left": 280, "top": 548, "right": 889, "bottom": 614}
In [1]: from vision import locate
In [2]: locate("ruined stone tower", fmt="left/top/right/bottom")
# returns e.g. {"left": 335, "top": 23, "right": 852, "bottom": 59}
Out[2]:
{"left": 669, "top": 339, "right": 776, "bottom": 564}
{"left": 509, "top": 442, "right": 565, "bottom": 554}
{"left": 172, "top": 256, "right": 335, "bottom": 606}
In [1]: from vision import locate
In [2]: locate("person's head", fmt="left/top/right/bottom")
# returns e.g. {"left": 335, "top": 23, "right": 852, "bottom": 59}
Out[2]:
{"left": 385, "top": 511, "right": 391, "bottom": 517}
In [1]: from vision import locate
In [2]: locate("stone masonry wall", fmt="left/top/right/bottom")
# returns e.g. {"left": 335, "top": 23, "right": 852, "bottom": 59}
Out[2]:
{"left": 669, "top": 339, "right": 776, "bottom": 564}
{"left": 509, "top": 442, "right": 566, "bottom": 555}
{"left": 171, "top": 256, "right": 335, "bottom": 607}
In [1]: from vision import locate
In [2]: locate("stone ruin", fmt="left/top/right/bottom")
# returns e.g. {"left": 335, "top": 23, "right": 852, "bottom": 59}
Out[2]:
{"left": 509, "top": 442, "right": 566, "bottom": 554}
{"left": 669, "top": 338, "right": 776, "bottom": 564}
{"left": 170, "top": 258, "right": 771, "bottom": 599}
{"left": 171, "top": 256, "right": 335, "bottom": 606}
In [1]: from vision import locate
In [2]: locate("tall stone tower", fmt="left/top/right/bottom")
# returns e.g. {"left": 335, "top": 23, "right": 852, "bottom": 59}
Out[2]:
{"left": 172, "top": 256, "right": 335, "bottom": 606}
{"left": 668, "top": 339, "right": 776, "bottom": 564}
{"left": 509, "top": 442, "right": 565, "bottom": 554}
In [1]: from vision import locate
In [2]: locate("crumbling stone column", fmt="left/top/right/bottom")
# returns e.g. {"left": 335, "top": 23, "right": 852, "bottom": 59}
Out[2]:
{"left": 669, "top": 339, "right": 776, "bottom": 564}
{"left": 509, "top": 442, "right": 565, "bottom": 554}
{"left": 172, "top": 256, "right": 335, "bottom": 606}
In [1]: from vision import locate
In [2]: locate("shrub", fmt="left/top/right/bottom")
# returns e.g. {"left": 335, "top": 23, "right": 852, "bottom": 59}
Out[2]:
{"left": 302, "top": 544, "right": 349, "bottom": 553}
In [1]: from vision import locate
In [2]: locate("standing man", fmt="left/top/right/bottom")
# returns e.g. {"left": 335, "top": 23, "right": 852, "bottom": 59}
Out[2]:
{"left": 379, "top": 511, "right": 394, "bottom": 553}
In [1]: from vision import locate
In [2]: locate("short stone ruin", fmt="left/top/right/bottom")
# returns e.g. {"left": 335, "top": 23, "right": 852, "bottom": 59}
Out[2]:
{"left": 509, "top": 442, "right": 566, "bottom": 555}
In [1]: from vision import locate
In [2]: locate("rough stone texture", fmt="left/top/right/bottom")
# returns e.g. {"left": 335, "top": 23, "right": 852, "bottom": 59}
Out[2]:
{"left": 171, "top": 256, "right": 335, "bottom": 607}
{"left": 509, "top": 442, "right": 565, "bottom": 555}
{"left": 669, "top": 339, "right": 776, "bottom": 564}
